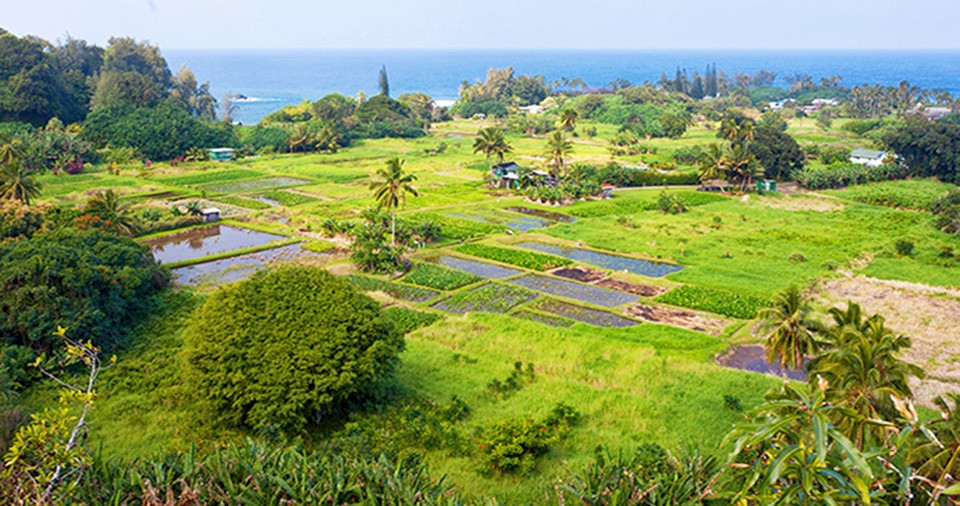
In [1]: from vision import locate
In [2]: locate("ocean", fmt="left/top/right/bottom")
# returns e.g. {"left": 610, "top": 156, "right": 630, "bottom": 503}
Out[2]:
{"left": 162, "top": 49, "right": 960, "bottom": 125}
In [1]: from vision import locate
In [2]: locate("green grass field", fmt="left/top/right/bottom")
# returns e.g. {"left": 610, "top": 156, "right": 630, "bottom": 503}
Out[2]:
{"left": 23, "top": 116, "right": 960, "bottom": 503}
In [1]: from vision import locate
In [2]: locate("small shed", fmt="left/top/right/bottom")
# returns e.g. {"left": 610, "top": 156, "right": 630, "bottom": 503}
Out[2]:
{"left": 601, "top": 184, "right": 615, "bottom": 199}
{"left": 849, "top": 148, "right": 886, "bottom": 167}
{"left": 491, "top": 162, "right": 522, "bottom": 189}
{"left": 757, "top": 179, "right": 777, "bottom": 191}
{"left": 207, "top": 148, "right": 235, "bottom": 162}
{"left": 200, "top": 208, "right": 221, "bottom": 223}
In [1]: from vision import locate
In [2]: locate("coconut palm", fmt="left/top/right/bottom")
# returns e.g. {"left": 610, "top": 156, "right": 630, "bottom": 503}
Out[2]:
{"left": 314, "top": 126, "right": 344, "bottom": 154}
{"left": 697, "top": 144, "right": 727, "bottom": 182}
{"left": 912, "top": 394, "right": 960, "bottom": 497}
{"left": 472, "top": 127, "right": 512, "bottom": 169}
{"left": 83, "top": 189, "right": 139, "bottom": 236}
{"left": 288, "top": 124, "right": 311, "bottom": 153}
{"left": 545, "top": 130, "right": 573, "bottom": 178}
{"left": 725, "top": 144, "right": 762, "bottom": 193}
{"left": 759, "top": 285, "right": 825, "bottom": 370}
{"left": 557, "top": 109, "right": 578, "bottom": 132}
{"left": 0, "top": 161, "right": 42, "bottom": 206}
{"left": 369, "top": 157, "right": 418, "bottom": 245}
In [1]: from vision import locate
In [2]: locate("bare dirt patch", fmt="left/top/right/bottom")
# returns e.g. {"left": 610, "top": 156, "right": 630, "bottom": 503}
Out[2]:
{"left": 624, "top": 304, "right": 731, "bottom": 335}
{"left": 596, "top": 278, "right": 668, "bottom": 297}
{"left": 550, "top": 266, "right": 607, "bottom": 283}
{"left": 820, "top": 275, "right": 960, "bottom": 406}
{"left": 759, "top": 195, "right": 844, "bottom": 212}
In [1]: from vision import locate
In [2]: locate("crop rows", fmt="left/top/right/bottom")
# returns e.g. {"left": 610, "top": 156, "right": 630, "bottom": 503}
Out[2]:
{"left": 432, "top": 283, "right": 537, "bottom": 314}
{"left": 402, "top": 262, "right": 483, "bottom": 290}
{"left": 455, "top": 243, "right": 571, "bottom": 271}
{"left": 655, "top": 284, "right": 768, "bottom": 319}
{"left": 258, "top": 190, "right": 320, "bottom": 206}
{"left": 214, "top": 195, "right": 273, "bottom": 210}
{"left": 382, "top": 307, "right": 443, "bottom": 334}
{"left": 157, "top": 168, "right": 263, "bottom": 187}
{"left": 199, "top": 177, "right": 311, "bottom": 194}
{"left": 346, "top": 275, "right": 439, "bottom": 302}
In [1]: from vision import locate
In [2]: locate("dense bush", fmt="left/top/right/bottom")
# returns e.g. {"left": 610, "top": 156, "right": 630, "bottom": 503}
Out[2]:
{"left": 476, "top": 403, "right": 580, "bottom": 475}
{"left": 793, "top": 162, "right": 907, "bottom": 190}
{"left": 239, "top": 124, "right": 291, "bottom": 152}
{"left": 884, "top": 116, "right": 960, "bottom": 183}
{"left": 656, "top": 284, "right": 768, "bottom": 319}
{"left": 455, "top": 243, "right": 571, "bottom": 271}
{"left": 450, "top": 99, "right": 508, "bottom": 119}
{"left": 0, "top": 200, "right": 48, "bottom": 241}
{"left": 0, "top": 228, "right": 167, "bottom": 353}
{"left": 567, "top": 163, "right": 700, "bottom": 188}
{"left": 81, "top": 101, "right": 237, "bottom": 160}
{"left": 182, "top": 266, "right": 404, "bottom": 432}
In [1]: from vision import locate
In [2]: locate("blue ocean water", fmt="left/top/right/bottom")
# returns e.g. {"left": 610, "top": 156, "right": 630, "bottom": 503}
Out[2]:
{"left": 162, "top": 49, "right": 960, "bottom": 125}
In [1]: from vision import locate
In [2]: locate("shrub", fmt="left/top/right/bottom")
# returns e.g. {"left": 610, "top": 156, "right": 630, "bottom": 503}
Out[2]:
{"left": 476, "top": 402, "right": 580, "bottom": 475}
{"left": 0, "top": 228, "right": 167, "bottom": 353}
{"left": 655, "top": 284, "right": 768, "bottom": 319}
{"left": 455, "top": 243, "right": 571, "bottom": 271}
{"left": 793, "top": 163, "right": 907, "bottom": 190}
{"left": 182, "top": 266, "right": 404, "bottom": 432}
{"left": 658, "top": 189, "right": 685, "bottom": 214}
{"left": 895, "top": 239, "right": 915, "bottom": 257}
{"left": 487, "top": 361, "right": 536, "bottom": 398}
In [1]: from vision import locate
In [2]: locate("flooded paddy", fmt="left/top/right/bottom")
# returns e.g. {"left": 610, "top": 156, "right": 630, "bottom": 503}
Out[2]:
{"left": 439, "top": 256, "right": 523, "bottom": 279}
{"left": 504, "top": 207, "right": 577, "bottom": 223}
{"left": 145, "top": 225, "right": 287, "bottom": 264}
{"left": 507, "top": 275, "right": 639, "bottom": 308}
{"left": 200, "top": 177, "right": 311, "bottom": 194}
{"left": 432, "top": 283, "right": 537, "bottom": 314}
{"left": 532, "top": 299, "right": 639, "bottom": 328}
{"left": 517, "top": 243, "right": 684, "bottom": 278}
{"left": 716, "top": 345, "right": 807, "bottom": 380}
{"left": 171, "top": 243, "right": 328, "bottom": 286}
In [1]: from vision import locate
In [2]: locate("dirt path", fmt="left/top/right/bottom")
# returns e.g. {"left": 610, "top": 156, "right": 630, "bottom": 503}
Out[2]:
{"left": 819, "top": 275, "right": 960, "bottom": 406}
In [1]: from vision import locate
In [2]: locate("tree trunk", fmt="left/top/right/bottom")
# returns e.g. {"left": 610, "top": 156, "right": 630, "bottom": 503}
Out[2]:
{"left": 391, "top": 209, "right": 396, "bottom": 245}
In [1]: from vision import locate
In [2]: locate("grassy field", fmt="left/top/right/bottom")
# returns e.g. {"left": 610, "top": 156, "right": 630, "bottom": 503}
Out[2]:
{"left": 22, "top": 116, "right": 960, "bottom": 503}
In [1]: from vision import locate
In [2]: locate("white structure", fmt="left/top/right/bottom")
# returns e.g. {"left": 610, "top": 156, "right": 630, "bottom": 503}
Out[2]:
{"left": 811, "top": 98, "right": 840, "bottom": 107}
{"left": 200, "top": 208, "right": 221, "bottom": 223}
{"left": 849, "top": 148, "right": 887, "bottom": 167}
{"left": 519, "top": 104, "right": 543, "bottom": 114}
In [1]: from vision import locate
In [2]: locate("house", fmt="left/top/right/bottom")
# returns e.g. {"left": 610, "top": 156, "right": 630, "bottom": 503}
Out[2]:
{"left": 207, "top": 148, "right": 235, "bottom": 162}
{"left": 491, "top": 162, "right": 522, "bottom": 189}
{"left": 849, "top": 148, "right": 887, "bottom": 167}
{"left": 519, "top": 104, "right": 543, "bottom": 115}
{"left": 920, "top": 107, "right": 952, "bottom": 121}
{"left": 811, "top": 98, "right": 840, "bottom": 107}
{"left": 200, "top": 208, "right": 221, "bottom": 223}
{"left": 767, "top": 99, "right": 796, "bottom": 111}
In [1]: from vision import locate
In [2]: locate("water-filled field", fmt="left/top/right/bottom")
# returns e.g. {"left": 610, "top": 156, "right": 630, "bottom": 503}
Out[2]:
{"left": 145, "top": 225, "right": 287, "bottom": 264}
{"left": 517, "top": 242, "right": 684, "bottom": 277}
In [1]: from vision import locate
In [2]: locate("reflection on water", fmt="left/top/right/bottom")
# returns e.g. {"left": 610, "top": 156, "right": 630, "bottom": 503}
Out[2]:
{"left": 145, "top": 225, "right": 286, "bottom": 264}
{"left": 517, "top": 243, "right": 683, "bottom": 278}
{"left": 716, "top": 345, "right": 807, "bottom": 380}
{"left": 171, "top": 243, "right": 331, "bottom": 286}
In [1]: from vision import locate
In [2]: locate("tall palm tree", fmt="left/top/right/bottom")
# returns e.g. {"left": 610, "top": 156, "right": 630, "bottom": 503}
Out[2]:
{"left": 0, "top": 161, "right": 42, "bottom": 206}
{"left": 697, "top": 144, "right": 727, "bottom": 183}
{"left": 472, "top": 127, "right": 512, "bottom": 169}
{"left": 313, "top": 126, "right": 343, "bottom": 154}
{"left": 557, "top": 109, "right": 579, "bottom": 132}
{"left": 288, "top": 124, "right": 310, "bottom": 153}
{"left": 725, "top": 144, "right": 762, "bottom": 193}
{"left": 83, "top": 189, "right": 139, "bottom": 236}
{"left": 369, "top": 157, "right": 418, "bottom": 245}
{"left": 545, "top": 130, "right": 573, "bottom": 178}
{"left": 759, "top": 285, "right": 825, "bottom": 370}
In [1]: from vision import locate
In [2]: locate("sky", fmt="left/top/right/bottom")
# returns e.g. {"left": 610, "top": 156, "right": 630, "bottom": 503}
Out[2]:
{"left": 5, "top": 0, "right": 960, "bottom": 50}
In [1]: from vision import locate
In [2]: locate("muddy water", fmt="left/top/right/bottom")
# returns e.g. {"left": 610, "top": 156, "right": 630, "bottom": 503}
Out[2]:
{"left": 716, "top": 345, "right": 807, "bottom": 380}
{"left": 508, "top": 274, "right": 639, "bottom": 308}
{"left": 439, "top": 256, "right": 523, "bottom": 279}
{"left": 146, "top": 225, "right": 286, "bottom": 264}
{"left": 170, "top": 243, "right": 328, "bottom": 286}
{"left": 517, "top": 243, "right": 683, "bottom": 278}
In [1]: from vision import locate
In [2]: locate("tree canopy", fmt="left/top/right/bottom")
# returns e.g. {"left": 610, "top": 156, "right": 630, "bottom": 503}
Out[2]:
{"left": 182, "top": 266, "right": 404, "bottom": 433}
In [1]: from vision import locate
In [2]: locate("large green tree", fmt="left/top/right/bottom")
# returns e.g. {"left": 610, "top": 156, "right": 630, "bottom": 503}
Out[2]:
{"left": 369, "top": 157, "right": 418, "bottom": 245}
{"left": 759, "top": 285, "right": 824, "bottom": 370}
{"left": 182, "top": 266, "right": 403, "bottom": 433}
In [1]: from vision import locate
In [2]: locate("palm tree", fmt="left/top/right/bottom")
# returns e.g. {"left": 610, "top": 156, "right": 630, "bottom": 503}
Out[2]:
{"left": 912, "top": 394, "right": 960, "bottom": 497}
{"left": 759, "top": 285, "right": 825, "bottom": 370}
{"left": 557, "top": 109, "right": 578, "bottom": 132}
{"left": 0, "top": 161, "right": 42, "bottom": 206}
{"left": 472, "top": 127, "right": 512, "bottom": 169}
{"left": 545, "top": 130, "right": 573, "bottom": 178}
{"left": 725, "top": 144, "right": 762, "bottom": 193}
{"left": 83, "top": 189, "right": 139, "bottom": 236}
{"left": 314, "top": 126, "right": 344, "bottom": 154}
{"left": 369, "top": 157, "right": 418, "bottom": 245}
{"left": 697, "top": 144, "right": 727, "bottom": 183}
{"left": 288, "top": 124, "right": 310, "bottom": 153}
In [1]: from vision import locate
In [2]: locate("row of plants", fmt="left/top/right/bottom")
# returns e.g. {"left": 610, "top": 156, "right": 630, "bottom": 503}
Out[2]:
{"left": 432, "top": 283, "right": 538, "bottom": 314}
{"left": 402, "top": 262, "right": 483, "bottom": 290}
{"left": 655, "top": 284, "right": 768, "bottom": 319}
{"left": 455, "top": 243, "right": 572, "bottom": 271}
{"left": 214, "top": 195, "right": 273, "bottom": 210}
{"left": 197, "top": 176, "right": 310, "bottom": 194}
{"left": 793, "top": 162, "right": 908, "bottom": 190}
{"left": 381, "top": 306, "right": 444, "bottom": 335}
{"left": 257, "top": 189, "right": 319, "bottom": 206}
{"left": 346, "top": 274, "right": 439, "bottom": 303}
{"left": 568, "top": 190, "right": 727, "bottom": 218}
{"left": 154, "top": 167, "right": 263, "bottom": 187}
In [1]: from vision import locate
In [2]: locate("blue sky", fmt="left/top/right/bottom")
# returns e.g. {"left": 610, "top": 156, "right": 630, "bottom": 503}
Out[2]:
{"left": 6, "top": 0, "right": 960, "bottom": 49}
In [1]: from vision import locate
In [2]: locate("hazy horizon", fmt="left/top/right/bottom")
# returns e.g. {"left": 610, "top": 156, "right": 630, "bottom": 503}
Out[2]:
{"left": 6, "top": 0, "right": 960, "bottom": 50}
